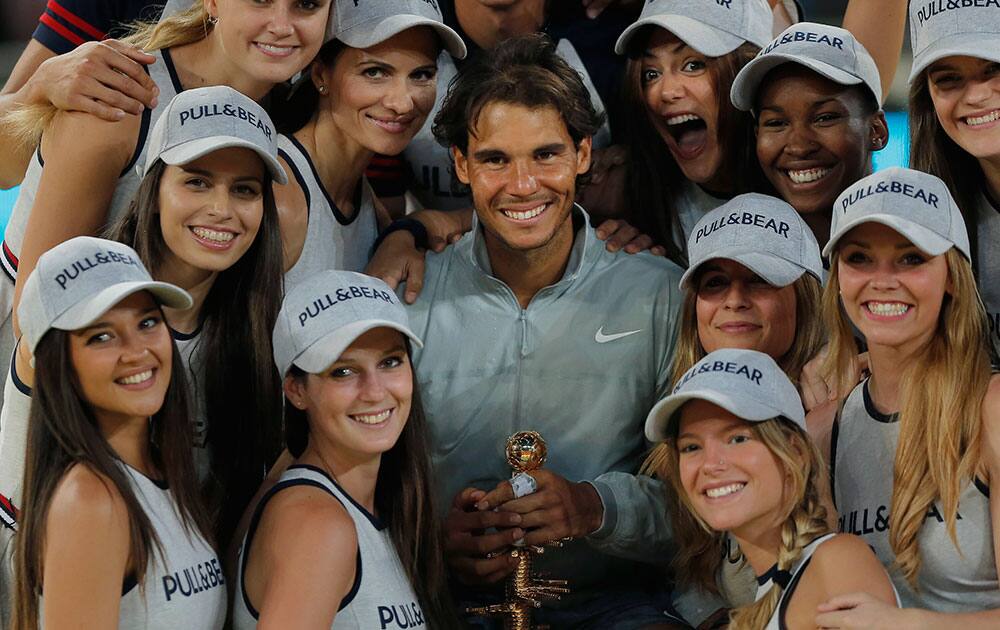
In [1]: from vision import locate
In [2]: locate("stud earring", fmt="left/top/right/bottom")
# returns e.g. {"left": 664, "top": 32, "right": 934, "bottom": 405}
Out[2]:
{"left": 207, "top": 15, "right": 218, "bottom": 25}
{"left": 317, "top": 84, "right": 327, "bottom": 94}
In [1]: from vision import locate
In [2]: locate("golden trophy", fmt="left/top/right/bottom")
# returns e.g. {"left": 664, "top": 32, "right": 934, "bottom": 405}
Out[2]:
{"left": 466, "top": 431, "right": 570, "bottom": 630}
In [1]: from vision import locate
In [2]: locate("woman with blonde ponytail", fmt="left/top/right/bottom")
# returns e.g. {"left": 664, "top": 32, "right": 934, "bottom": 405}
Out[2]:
{"left": 645, "top": 348, "right": 896, "bottom": 629}
{"left": 817, "top": 167, "right": 1000, "bottom": 627}
{"left": 0, "top": 0, "right": 331, "bottom": 414}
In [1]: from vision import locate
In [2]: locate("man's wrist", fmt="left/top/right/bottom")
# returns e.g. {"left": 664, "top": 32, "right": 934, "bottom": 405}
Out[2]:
{"left": 574, "top": 481, "right": 604, "bottom": 536}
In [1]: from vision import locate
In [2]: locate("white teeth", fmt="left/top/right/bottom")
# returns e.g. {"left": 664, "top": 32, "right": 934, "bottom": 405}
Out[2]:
{"left": 666, "top": 114, "right": 701, "bottom": 126}
{"left": 965, "top": 110, "right": 1000, "bottom": 126}
{"left": 502, "top": 204, "right": 546, "bottom": 221}
{"left": 255, "top": 43, "right": 293, "bottom": 54}
{"left": 352, "top": 409, "right": 392, "bottom": 425}
{"left": 787, "top": 167, "right": 832, "bottom": 184}
{"left": 866, "top": 301, "right": 910, "bottom": 316}
{"left": 117, "top": 370, "right": 153, "bottom": 385}
{"left": 706, "top": 483, "right": 745, "bottom": 499}
{"left": 192, "top": 227, "right": 235, "bottom": 243}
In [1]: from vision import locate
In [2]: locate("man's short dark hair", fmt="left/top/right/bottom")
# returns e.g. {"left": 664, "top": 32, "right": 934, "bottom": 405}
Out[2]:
{"left": 432, "top": 33, "right": 605, "bottom": 155}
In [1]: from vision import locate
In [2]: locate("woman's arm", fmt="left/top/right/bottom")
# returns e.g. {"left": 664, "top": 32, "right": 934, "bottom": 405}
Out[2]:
{"left": 249, "top": 487, "right": 358, "bottom": 629}
{"left": 842, "top": 0, "right": 908, "bottom": 102}
{"left": 42, "top": 464, "right": 131, "bottom": 629}
{"left": 11, "top": 109, "right": 139, "bottom": 337}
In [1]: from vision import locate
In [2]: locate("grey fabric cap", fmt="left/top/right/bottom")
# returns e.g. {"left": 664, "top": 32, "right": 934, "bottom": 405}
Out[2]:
{"left": 141, "top": 86, "right": 287, "bottom": 185}
{"left": 908, "top": 0, "right": 1000, "bottom": 82}
{"left": 330, "top": 0, "right": 466, "bottom": 58}
{"left": 18, "top": 237, "right": 192, "bottom": 354}
{"left": 680, "top": 193, "right": 823, "bottom": 290}
{"left": 273, "top": 270, "right": 423, "bottom": 377}
{"left": 615, "top": 0, "right": 773, "bottom": 56}
{"left": 731, "top": 22, "right": 882, "bottom": 111}
{"left": 645, "top": 348, "right": 805, "bottom": 441}
{"left": 825, "top": 167, "right": 969, "bottom": 260}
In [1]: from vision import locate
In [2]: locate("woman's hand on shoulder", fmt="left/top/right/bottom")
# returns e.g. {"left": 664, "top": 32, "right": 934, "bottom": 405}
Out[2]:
{"left": 26, "top": 40, "right": 158, "bottom": 121}
{"left": 42, "top": 463, "right": 131, "bottom": 629}
{"left": 254, "top": 486, "right": 357, "bottom": 629}
{"left": 595, "top": 219, "right": 666, "bottom": 256}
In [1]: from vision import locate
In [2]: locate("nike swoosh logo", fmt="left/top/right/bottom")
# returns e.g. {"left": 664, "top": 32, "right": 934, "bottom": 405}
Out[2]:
{"left": 595, "top": 327, "right": 643, "bottom": 343}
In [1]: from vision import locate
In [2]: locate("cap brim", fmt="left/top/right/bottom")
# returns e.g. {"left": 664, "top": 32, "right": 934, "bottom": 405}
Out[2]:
{"left": 645, "top": 389, "right": 780, "bottom": 442}
{"left": 731, "top": 54, "right": 866, "bottom": 111}
{"left": 616, "top": 15, "right": 745, "bottom": 57}
{"left": 50, "top": 281, "right": 193, "bottom": 331}
{"left": 909, "top": 33, "right": 1000, "bottom": 82}
{"left": 823, "top": 214, "right": 955, "bottom": 259}
{"left": 680, "top": 252, "right": 813, "bottom": 291}
{"left": 158, "top": 136, "right": 288, "bottom": 185}
{"left": 337, "top": 16, "right": 467, "bottom": 59}
{"left": 291, "top": 320, "right": 424, "bottom": 375}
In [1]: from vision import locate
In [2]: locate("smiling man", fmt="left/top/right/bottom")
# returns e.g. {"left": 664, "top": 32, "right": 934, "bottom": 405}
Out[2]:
{"left": 402, "top": 34, "right": 686, "bottom": 628}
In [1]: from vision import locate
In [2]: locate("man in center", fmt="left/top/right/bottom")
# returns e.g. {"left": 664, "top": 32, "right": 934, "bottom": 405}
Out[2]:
{"left": 405, "top": 33, "right": 685, "bottom": 629}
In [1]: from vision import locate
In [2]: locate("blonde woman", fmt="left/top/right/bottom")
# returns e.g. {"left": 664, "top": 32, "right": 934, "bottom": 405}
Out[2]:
{"left": 818, "top": 167, "right": 1000, "bottom": 626}
{"left": 645, "top": 348, "right": 896, "bottom": 629}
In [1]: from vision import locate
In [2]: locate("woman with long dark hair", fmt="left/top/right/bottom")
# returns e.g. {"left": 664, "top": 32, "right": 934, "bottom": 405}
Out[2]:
{"left": 1, "top": 85, "right": 286, "bottom": 549}
{"left": 234, "top": 270, "right": 458, "bottom": 629}
{"left": 12, "top": 236, "right": 223, "bottom": 629}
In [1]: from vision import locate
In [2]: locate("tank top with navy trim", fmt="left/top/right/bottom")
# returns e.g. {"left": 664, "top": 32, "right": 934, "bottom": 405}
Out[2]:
{"left": 233, "top": 465, "right": 425, "bottom": 630}
{"left": 755, "top": 533, "right": 836, "bottom": 630}
{"left": 832, "top": 379, "right": 1000, "bottom": 610}
{"left": 974, "top": 190, "right": 1000, "bottom": 360}
{"left": 278, "top": 134, "right": 379, "bottom": 287}
{"left": 35, "top": 463, "right": 225, "bottom": 629}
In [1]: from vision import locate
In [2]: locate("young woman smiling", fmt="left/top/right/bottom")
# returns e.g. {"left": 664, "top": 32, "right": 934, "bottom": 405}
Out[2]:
{"left": 908, "top": 2, "right": 1000, "bottom": 358}
{"left": 0, "top": 86, "right": 287, "bottom": 550}
{"left": 730, "top": 23, "right": 888, "bottom": 250}
{"left": 614, "top": 0, "right": 906, "bottom": 262}
{"left": 819, "top": 168, "right": 1000, "bottom": 626}
{"left": 234, "top": 270, "right": 458, "bottom": 629}
{"left": 645, "top": 348, "right": 897, "bottom": 630}
{"left": 11, "top": 237, "right": 222, "bottom": 630}
{"left": 273, "top": 0, "right": 466, "bottom": 287}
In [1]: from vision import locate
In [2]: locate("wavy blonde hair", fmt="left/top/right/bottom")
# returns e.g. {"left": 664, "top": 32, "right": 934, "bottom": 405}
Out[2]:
{"left": 822, "top": 248, "right": 990, "bottom": 586}
{"left": 650, "top": 418, "right": 829, "bottom": 628}
{"left": 3, "top": 3, "right": 211, "bottom": 148}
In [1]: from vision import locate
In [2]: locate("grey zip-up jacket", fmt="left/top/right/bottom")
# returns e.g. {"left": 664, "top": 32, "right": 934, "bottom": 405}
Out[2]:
{"left": 406, "top": 208, "right": 681, "bottom": 596}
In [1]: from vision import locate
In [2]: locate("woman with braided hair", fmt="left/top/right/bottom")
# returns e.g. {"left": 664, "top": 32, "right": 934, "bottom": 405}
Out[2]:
{"left": 644, "top": 348, "right": 897, "bottom": 629}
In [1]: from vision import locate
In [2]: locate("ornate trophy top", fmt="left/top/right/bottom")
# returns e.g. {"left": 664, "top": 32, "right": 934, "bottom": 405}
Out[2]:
{"left": 506, "top": 431, "right": 547, "bottom": 472}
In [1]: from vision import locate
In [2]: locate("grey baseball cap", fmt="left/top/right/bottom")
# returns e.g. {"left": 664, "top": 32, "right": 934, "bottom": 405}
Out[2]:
{"left": 18, "top": 237, "right": 192, "bottom": 354}
{"left": 680, "top": 193, "right": 823, "bottom": 290}
{"left": 329, "top": 0, "right": 466, "bottom": 58}
{"left": 908, "top": 0, "right": 1000, "bottom": 82}
{"left": 615, "top": 0, "right": 773, "bottom": 56}
{"left": 141, "top": 86, "right": 287, "bottom": 185}
{"left": 273, "top": 270, "right": 423, "bottom": 377}
{"left": 645, "top": 348, "right": 805, "bottom": 442}
{"left": 824, "top": 167, "right": 969, "bottom": 260}
{"left": 731, "top": 22, "right": 881, "bottom": 111}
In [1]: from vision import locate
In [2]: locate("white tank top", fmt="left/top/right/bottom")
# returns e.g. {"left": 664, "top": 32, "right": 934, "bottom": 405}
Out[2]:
{"left": 755, "top": 533, "right": 836, "bottom": 630}
{"left": 233, "top": 465, "right": 425, "bottom": 629}
{"left": 39, "top": 463, "right": 225, "bottom": 629}
{"left": 279, "top": 135, "right": 379, "bottom": 286}
{"left": 833, "top": 380, "right": 1000, "bottom": 610}
{"left": 401, "top": 40, "right": 612, "bottom": 212}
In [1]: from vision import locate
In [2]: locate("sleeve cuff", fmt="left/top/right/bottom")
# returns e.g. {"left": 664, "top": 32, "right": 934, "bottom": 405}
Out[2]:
{"left": 585, "top": 479, "right": 617, "bottom": 540}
